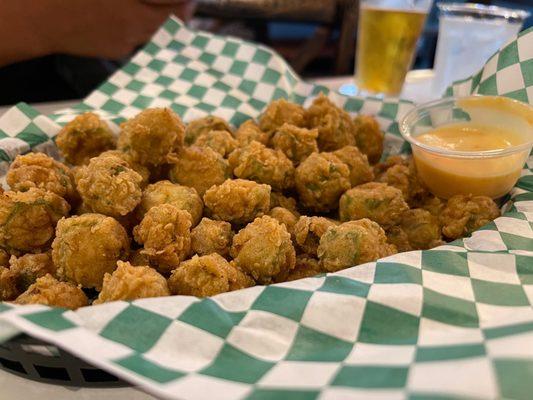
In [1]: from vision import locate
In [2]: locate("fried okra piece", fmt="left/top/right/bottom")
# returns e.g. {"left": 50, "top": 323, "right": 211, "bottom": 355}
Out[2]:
{"left": 229, "top": 141, "right": 295, "bottom": 191}
{"left": 234, "top": 119, "right": 270, "bottom": 146}
{"left": 293, "top": 216, "right": 338, "bottom": 257}
{"left": 203, "top": 179, "right": 271, "bottom": 225}
{"left": 353, "top": 114, "right": 384, "bottom": 164}
{"left": 386, "top": 226, "right": 412, "bottom": 253}
{"left": 15, "top": 274, "right": 88, "bottom": 309}
{"left": 137, "top": 180, "right": 203, "bottom": 227}
{"left": 259, "top": 98, "right": 306, "bottom": 134}
{"left": 396, "top": 209, "right": 444, "bottom": 250}
{"left": 268, "top": 207, "right": 299, "bottom": 238}
{"left": 9, "top": 252, "right": 56, "bottom": 294}
{"left": 0, "top": 249, "right": 9, "bottom": 266}
{"left": 332, "top": 146, "right": 374, "bottom": 187}
{"left": 318, "top": 219, "right": 396, "bottom": 272}
{"left": 129, "top": 249, "right": 151, "bottom": 267}
{"left": 295, "top": 152, "right": 350, "bottom": 212}
{"left": 7, "top": 153, "right": 77, "bottom": 202}
{"left": 169, "top": 146, "right": 231, "bottom": 196}
{"left": 0, "top": 188, "right": 70, "bottom": 254}
{"left": 339, "top": 182, "right": 409, "bottom": 228}
{"left": 270, "top": 191, "right": 298, "bottom": 213}
{"left": 56, "top": 112, "right": 116, "bottom": 166}
{"left": 185, "top": 115, "right": 232, "bottom": 145}
{"left": 441, "top": 195, "right": 500, "bottom": 240}
{"left": 99, "top": 150, "right": 151, "bottom": 187}
{"left": 94, "top": 261, "right": 170, "bottom": 304}
{"left": 374, "top": 156, "right": 427, "bottom": 204}
{"left": 168, "top": 253, "right": 254, "bottom": 297}
{"left": 0, "top": 267, "right": 18, "bottom": 301}
{"left": 52, "top": 213, "right": 130, "bottom": 290}
{"left": 231, "top": 216, "right": 296, "bottom": 284}
{"left": 194, "top": 130, "right": 238, "bottom": 158}
{"left": 75, "top": 154, "right": 143, "bottom": 218}
{"left": 305, "top": 93, "right": 357, "bottom": 151}
{"left": 191, "top": 218, "right": 234, "bottom": 258}
{"left": 118, "top": 108, "right": 185, "bottom": 166}
{"left": 284, "top": 255, "right": 323, "bottom": 282}
{"left": 271, "top": 123, "right": 319, "bottom": 164}
{"left": 133, "top": 204, "right": 192, "bottom": 274}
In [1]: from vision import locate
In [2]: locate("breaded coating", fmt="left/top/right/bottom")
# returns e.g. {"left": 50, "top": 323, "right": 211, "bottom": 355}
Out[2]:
{"left": 185, "top": 116, "right": 232, "bottom": 145}
{"left": 259, "top": 98, "right": 305, "bottom": 134}
{"left": 203, "top": 179, "right": 271, "bottom": 225}
{"left": 56, "top": 112, "right": 116, "bottom": 166}
{"left": 52, "top": 214, "right": 130, "bottom": 289}
{"left": 284, "top": 255, "right": 323, "bottom": 282}
{"left": 271, "top": 123, "right": 318, "bottom": 164}
{"left": 318, "top": 219, "right": 396, "bottom": 272}
{"left": 0, "top": 249, "right": 9, "bottom": 266}
{"left": 168, "top": 254, "right": 254, "bottom": 297}
{"left": 7, "top": 153, "right": 77, "bottom": 202}
{"left": 75, "top": 154, "right": 143, "bottom": 218}
{"left": 332, "top": 146, "right": 374, "bottom": 187}
{"left": 295, "top": 152, "right": 350, "bottom": 212}
{"left": 270, "top": 192, "right": 298, "bottom": 213}
{"left": 194, "top": 130, "right": 238, "bottom": 158}
{"left": 375, "top": 156, "right": 427, "bottom": 204}
{"left": 229, "top": 141, "right": 294, "bottom": 191}
{"left": 294, "top": 216, "right": 338, "bottom": 257}
{"left": 0, "top": 188, "right": 70, "bottom": 253}
{"left": 339, "top": 182, "right": 409, "bottom": 228}
{"left": 397, "top": 209, "right": 443, "bottom": 250}
{"left": 230, "top": 215, "right": 296, "bottom": 284}
{"left": 191, "top": 218, "right": 234, "bottom": 258}
{"left": 441, "top": 195, "right": 500, "bottom": 240}
{"left": 99, "top": 150, "right": 150, "bottom": 187}
{"left": 137, "top": 180, "right": 203, "bottom": 226}
{"left": 129, "top": 249, "right": 151, "bottom": 266}
{"left": 386, "top": 226, "right": 412, "bottom": 253}
{"left": 268, "top": 207, "right": 299, "bottom": 238}
{"left": 94, "top": 261, "right": 170, "bottom": 304}
{"left": 133, "top": 204, "right": 192, "bottom": 274}
{"left": 353, "top": 114, "right": 384, "bottom": 164}
{"left": 415, "top": 195, "right": 445, "bottom": 217}
{"left": 118, "top": 108, "right": 185, "bottom": 166}
{"left": 9, "top": 252, "right": 56, "bottom": 293}
{"left": 15, "top": 274, "right": 87, "bottom": 309}
{"left": 169, "top": 146, "right": 231, "bottom": 196}
{"left": 235, "top": 119, "right": 270, "bottom": 146}
{"left": 0, "top": 267, "right": 18, "bottom": 301}
{"left": 305, "top": 93, "right": 357, "bottom": 151}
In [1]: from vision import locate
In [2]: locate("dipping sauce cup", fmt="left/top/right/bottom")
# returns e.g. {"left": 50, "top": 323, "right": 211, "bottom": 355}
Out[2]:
{"left": 399, "top": 96, "right": 533, "bottom": 199}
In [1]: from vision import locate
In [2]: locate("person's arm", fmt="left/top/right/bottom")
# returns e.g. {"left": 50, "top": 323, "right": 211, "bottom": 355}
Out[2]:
{"left": 0, "top": 0, "right": 195, "bottom": 67}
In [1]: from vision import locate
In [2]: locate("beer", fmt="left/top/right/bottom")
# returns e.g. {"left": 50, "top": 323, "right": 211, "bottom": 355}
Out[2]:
{"left": 355, "top": 6, "right": 428, "bottom": 96}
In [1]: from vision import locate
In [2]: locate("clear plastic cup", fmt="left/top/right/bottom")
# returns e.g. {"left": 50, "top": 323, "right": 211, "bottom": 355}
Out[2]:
{"left": 399, "top": 95, "right": 533, "bottom": 199}
{"left": 432, "top": 3, "right": 529, "bottom": 97}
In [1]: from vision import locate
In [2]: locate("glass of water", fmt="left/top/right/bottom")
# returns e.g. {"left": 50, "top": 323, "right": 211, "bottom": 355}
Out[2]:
{"left": 432, "top": 3, "right": 529, "bottom": 97}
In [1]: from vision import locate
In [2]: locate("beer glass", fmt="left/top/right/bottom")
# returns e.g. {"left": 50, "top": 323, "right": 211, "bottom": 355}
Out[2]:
{"left": 355, "top": 0, "right": 433, "bottom": 97}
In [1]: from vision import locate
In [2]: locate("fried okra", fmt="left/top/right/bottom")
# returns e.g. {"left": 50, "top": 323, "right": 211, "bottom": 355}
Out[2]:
{"left": 168, "top": 254, "right": 254, "bottom": 297}
{"left": 94, "top": 261, "right": 170, "bottom": 304}
{"left": 353, "top": 114, "right": 384, "bottom": 164}
{"left": 133, "top": 204, "right": 192, "bottom": 274}
{"left": 386, "top": 226, "right": 412, "bottom": 253}
{"left": 268, "top": 207, "right": 299, "bottom": 238}
{"left": 9, "top": 252, "right": 56, "bottom": 294}
{"left": 15, "top": 274, "right": 88, "bottom": 309}
{"left": 75, "top": 154, "right": 143, "bottom": 218}
{"left": 56, "top": 112, "right": 116, "bottom": 166}
{"left": 397, "top": 209, "right": 443, "bottom": 250}
{"left": 118, "top": 108, "right": 185, "bottom": 166}
{"left": 318, "top": 219, "right": 396, "bottom": 272}
{"left": 194, "top": 130, "right": 238, "bottom": 158}
{"left": 7, "top": 153, "right": 77, "bottom": 202}
{"left": 137, "top": 180, "right": 203, "bottom": 226}
{"left": 295, "top": 152, "right": 350, "bottom": 212}
{"left": 0, "top": 267, "right": 18, "bottom": 301}
{"left": 441, "top": 195, "right": 500, "bottom": 240}
{"left": 169, "top": 146, "right": 231, "bottom": 196}
{"left": 52, "top": 213, "right": 130, "bottom": 290}
{"left": 0, "top": 188, "right": 70, "bottom": 254}
{"left": 271, "top": 123, "right": 319, "bottom": 164}
{"left": 191, "top": 218, "right": 234, "bottom": 258}
{"left": 259, "top": 98, "right": 305, "bottom": 134}
{"left": 229, "top": 141, "right": 295, "bottom": 191}
{"left": 305, "top": 93, "right": 357, "bottom": 151}
{"left": 332, "top": 146, "right": 374, "bottom": 187}
{"left": 293, "top": 216, "right": 338, "bottom": 256}
{"left": 185, "top": 115, "right": 232, "bottom": 145}
{"left": 284, "top": 255, "right": 323, "bottom": 282}
{"left": 234, "top": 119, "right": 270, "bottom": 146}
{"left": 203, "top": 179, "right": 271, "bottom": 225}
{"left": 230, "top": 216, "right": 296, "bottom": 284}
{"left": 339, "top": 182, "right": 409, "bottom": 228}
{"left": 374, "top": 156, "right": 427, "bottom": 204}
{"left": 99, "top": 150, "right": 151, "bottom": 187}
{"left": 270, "top": 192, "right": 298, "bottom": 213}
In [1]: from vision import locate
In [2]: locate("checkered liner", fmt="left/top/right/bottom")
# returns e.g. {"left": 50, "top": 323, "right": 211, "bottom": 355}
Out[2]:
{"left": 0, "top": 18, "right": 532, "bottom": 400}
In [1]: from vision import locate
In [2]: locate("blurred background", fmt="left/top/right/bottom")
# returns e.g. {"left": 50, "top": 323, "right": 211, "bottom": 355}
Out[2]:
{"left": 0, "top": 0, "right": 531, "bottom": 106}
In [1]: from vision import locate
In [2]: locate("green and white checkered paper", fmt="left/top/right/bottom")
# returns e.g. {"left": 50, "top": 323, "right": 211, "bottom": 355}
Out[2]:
{"left": 1, "top": 17, "right": 533, "bottom": 400}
